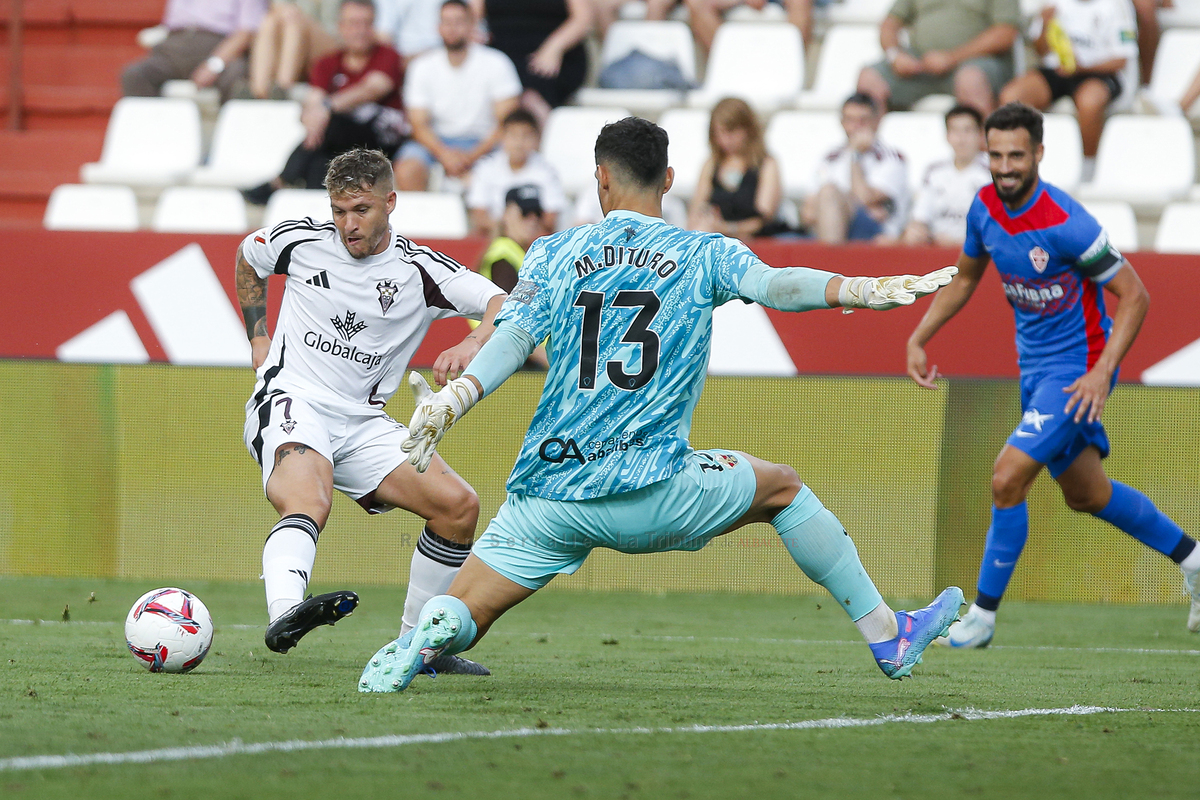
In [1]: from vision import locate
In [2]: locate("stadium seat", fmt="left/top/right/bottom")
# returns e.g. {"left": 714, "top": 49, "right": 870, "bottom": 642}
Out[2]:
{"left": 151, "top": 187, "right": 249, "bottom": 234}
{"left": 390, "top": 192, "right": 469, "bottom": 239}
{"left": 1040, "top": 113, "right": 1084, "bottom": 192}
{"left": 1158, "top": 3, "right": 1200, "bottom": 28}
{"left": 1153, "top": 203, "right": 1200, "bottom": 254}
{"left": 80, "top": 97, "right": 202, "bottom": 187}
{"left": 798, "top": 25, "right": 881, "bottom": 110}
{"left": 1080, "top": 200, "right": 1138, "bottom": 252}
{"left": 764, "top": 111, "right": 845, "bottom": 198}
{"left": 575, "top": 21, "right": 696, "bottom": 113}
{"left": 877, "top": 112, "right": 950, "bottom": 194}
{"left": 262, "top": 189, "right": 333, "bottom": 228}
{"left": 725, "top": 3, "right": 787, "bottom": 22}
{"left": 44, "top": 184, "right": 139, "bottom": 231}
{"left": 824, "top": 0, "right": 893, "bottom": 25}
{"left": 542, "top": 106, "right": 633, "bottom": 196}
{"left": 1147, "top": 29, "right": 1200, "bottom": 117}
{"left": 688, "top": 23, "right": 804, "bottom": 112}
{"left": 1076, "top": 116, "right": 1195, "bottom": 208}
{"left": 657, "top": 107, "right": 711, "bottom": 200}
{"left": 190, "top": 100, "right": 306, "bottom": 188}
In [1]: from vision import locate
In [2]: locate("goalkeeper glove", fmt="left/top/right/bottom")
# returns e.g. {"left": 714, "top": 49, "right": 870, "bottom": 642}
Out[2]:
{"left": 837, "top": 265, "right": 958, "bottom": 311}
{"left": 400, "top": 371, "right": 481, "bottom": 473}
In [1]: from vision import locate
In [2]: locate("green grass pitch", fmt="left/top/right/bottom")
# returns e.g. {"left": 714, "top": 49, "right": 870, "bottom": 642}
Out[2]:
{"left": 2, "top": 577, "right": 1199, "bottom": 799}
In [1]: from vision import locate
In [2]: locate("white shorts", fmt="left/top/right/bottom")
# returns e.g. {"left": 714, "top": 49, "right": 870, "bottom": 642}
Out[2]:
{"left": 243, "top": 391, "right": 408, "bottom": 512}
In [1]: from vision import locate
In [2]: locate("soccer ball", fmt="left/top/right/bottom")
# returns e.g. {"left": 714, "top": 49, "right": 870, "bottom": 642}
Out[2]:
{"left": 124, "top": 587, "right": 214, "bottom": 673}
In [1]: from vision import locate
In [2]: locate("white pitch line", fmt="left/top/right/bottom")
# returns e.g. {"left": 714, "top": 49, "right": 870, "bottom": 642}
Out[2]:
{"left": 0, "top": 705, "right": 1178, "bottom": 773}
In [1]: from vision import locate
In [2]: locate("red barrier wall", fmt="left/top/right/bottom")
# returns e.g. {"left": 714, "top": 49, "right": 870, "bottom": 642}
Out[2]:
{"left": 1, "top": 230, "right": 1197, "bottom": 380}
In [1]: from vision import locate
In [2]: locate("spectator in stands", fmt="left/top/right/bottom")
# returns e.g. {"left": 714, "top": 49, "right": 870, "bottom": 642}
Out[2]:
{"left": 683, "top": 0, "right": 815, "bottom": 53}
{"left": 999, "top": 0, "right": 1136, "bottom": 177}
{"left": 394, "top": 0, "right": 522, "bottom": 191}
{"left": 899, "top": 104, "right": 989, "bottom": 247}
{"left": 469, "top": 0, "right": 591, "bottom": 123}
{"left": 1131, "top": 0, "right": 1162, "bottom": 86}
{"left": 802, "top": 93, "right": 908, "bottom": 244}
{"left": 376, "top": 0, "right": 444, "bottom": 64}
{"left": 122, "top": 0, "right": 268, "bottom": 102}
{"left": 857, "top": 0, "right": 1020, "bottom": 115}
{"left": 1159, "top": 65, "right": 1200, "bottom": 117}
{"left": 248, "top": 0, "right": 340, "bottom": 99}
{"left": 243, "top": 0, "right": 405, "bottom": 201}
{"left": 687, "top": 97, "right": 785, "bottom": 240}
{"left": 467, "top": 109, "right": 567, "bottom": 237}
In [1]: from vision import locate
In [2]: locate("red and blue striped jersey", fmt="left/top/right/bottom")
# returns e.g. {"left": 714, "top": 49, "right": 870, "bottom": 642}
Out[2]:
{"left": 963, "top": 179, "right": 1124, "bottom": 373}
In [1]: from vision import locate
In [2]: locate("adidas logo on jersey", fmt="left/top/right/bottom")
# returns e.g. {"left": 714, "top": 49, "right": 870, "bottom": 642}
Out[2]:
{"left": 305, "top": 271, "right": 330, "bottom": 289}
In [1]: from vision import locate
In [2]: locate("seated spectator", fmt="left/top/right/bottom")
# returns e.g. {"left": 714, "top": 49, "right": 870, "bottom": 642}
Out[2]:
{"left": 248, "top": 0, "right": 340, "bottom": 99}
{"left": 376, "top": 0, "right": 444, "bottom": 64}
{"left": 394, "top": 0, "right": 522, "bottom": 191}
{"left": 244, "top": 0, "right": 405, "bottom": 201}
{"left": 467, "top": 109, "right": 567, "bottom": 237}
{"left": 1131, "top": 0, "right": 1161, "bottom": 87}
{"left": 122, "top": 0, "right": 268, "bottom": 102}
{"left": 900, "top": 105, "right": 989, "bottom": 246}
{"left": 802, "top": 93, "right": 909, "bottom": 244}
{"left": 687, "top": 97, "right": 785, "bottom": 240}
{"left": 472, "top": 0, "right": 592, "bottom": 122}
{"left": 999, "top": 0, "right": 1137, "bottom": 177}
{"left": 684, "top": 0, "right": 814, "bottom": 53}
{"left": 857, "top": 0, "right": 1020, "bottom": 115}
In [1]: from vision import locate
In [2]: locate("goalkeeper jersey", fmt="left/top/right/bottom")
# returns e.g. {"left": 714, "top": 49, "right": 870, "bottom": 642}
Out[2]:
{"left": 495, "top": 209, "right": 771, "bottom": 501}
{"left": 963, "top": 179, "right": 1123, "bottom": 374}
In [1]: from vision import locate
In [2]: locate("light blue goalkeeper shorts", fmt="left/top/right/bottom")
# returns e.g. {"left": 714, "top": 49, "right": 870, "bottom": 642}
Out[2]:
{"left": 473, "top": 449, "right": 758, "bottom": 590}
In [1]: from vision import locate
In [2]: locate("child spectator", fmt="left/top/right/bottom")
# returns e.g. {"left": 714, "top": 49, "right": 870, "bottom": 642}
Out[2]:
{"left": 467, "top": 109, "right": 567, "bottom": 237}
{"left": 900, "top": 105, "right": 990, "bottom": 247}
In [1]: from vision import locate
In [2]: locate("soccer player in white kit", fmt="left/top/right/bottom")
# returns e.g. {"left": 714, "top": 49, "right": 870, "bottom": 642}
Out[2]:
{"left": 235, "top": 148, "right": 505, "bottom": 673}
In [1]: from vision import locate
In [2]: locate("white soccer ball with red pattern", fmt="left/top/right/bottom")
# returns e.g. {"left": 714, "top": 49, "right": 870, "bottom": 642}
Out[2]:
{"left": 124, "top": 588, "right": 214, "bottom": 673}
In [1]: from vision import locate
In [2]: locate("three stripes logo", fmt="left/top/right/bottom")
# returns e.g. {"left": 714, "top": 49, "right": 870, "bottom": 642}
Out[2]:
{"left": 305, "top": 271, "right": 331, "bottom": 289}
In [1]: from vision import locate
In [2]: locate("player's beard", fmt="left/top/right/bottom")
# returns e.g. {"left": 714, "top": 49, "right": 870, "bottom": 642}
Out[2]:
{"left": 993, "top": 167, "right": 1037, "bottom": 205}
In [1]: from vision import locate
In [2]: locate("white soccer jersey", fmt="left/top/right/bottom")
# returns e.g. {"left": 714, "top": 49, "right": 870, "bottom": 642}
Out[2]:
{"left": 910, "top": 154, "right": 992, "bottom": 242}
{"left": 814, "top": 140, "right": 910, "bottom": 237}
{"left": 1036, "top": 0, "right": 1138, "bottom": 72}
{"left": 241, "top": 218, "right": 504, "bottom": 415}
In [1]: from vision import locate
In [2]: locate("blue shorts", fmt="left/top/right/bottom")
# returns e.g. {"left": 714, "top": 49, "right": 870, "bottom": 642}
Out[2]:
{"left": 847, "top": 207, "right": 884, "bottom": 241}
{"left": 395, "top": 136, "right": 484, "bottom": 168}
{"left": 473, "top": 449, "right": 758, "bottom": 590}
{"left": 1005, "top": 370, "right": 1113, "bottom": 478}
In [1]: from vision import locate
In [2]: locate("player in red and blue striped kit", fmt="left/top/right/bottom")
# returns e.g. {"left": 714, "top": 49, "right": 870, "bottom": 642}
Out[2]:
{"left": 907, "top": 103, "right": 1200, "bottom": 647}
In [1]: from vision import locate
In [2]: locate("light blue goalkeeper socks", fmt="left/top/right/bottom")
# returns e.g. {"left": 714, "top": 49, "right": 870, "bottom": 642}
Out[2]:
{"left": 773, "top": 485, "right": 883, "bottom": 621}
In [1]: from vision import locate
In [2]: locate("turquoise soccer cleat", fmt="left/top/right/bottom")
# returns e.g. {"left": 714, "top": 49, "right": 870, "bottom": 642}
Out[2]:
{"left": 869, "top": 586, "right": 964, "bottom": 679}
{"left": 358, "top": 604, "right": 464, "bottom": 693}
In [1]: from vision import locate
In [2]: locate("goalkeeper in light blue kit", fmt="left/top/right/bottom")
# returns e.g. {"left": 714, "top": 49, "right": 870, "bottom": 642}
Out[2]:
{"left": 359, "top": 117, "right": 964, "bottom": 692}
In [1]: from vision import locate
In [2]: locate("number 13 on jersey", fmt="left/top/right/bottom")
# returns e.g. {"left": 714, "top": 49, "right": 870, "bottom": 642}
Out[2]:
{"left": 572, "top": 289, "right": 661, "bottom": 391}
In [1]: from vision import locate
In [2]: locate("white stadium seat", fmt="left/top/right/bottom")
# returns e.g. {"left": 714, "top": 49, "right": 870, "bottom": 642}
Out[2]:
{"left": 1076, "top": 116, "right": 1195, "bottom": 208}
{"left": 262, "top": 189, "right": 333, "bottom": 228}
{"left": 80, "top": 97, "right": 202, "bottom": 186}
{"left": 657, "top": 107, "right": 711, "bottom": 200}
{"left": 1147, "top": 29, "right": 1200, "bottom": 117}
{"left": 191, "top": 100, "right": 306, "bottom": 188}
{"left": 390, "top": 192, "right": 469, "bottom": 239}
{"left": 575, "top": 21, "right": 696, "bottom": 112}
{"left": 824, "top": 0, "right": 893, "bottom": 25}
{"left": 542, "top": 106, "right": 633, "bottom": 196}
{"left": 689, "top": 23, "right": 804, "bottom": 112}
{"left": 1080, "top": 200, "right": 1138, "bottom": 252}
{"left": 877, "top": 112, "right": 949, "bottom": 193}
{"left": 1040, "top": 113, "right": 1084, "bottom": 192}
{"left": 151, "top": 187, "right": 249, "bottom": 234}
{"left": 44, "top": 184, "right": 139, "bottom": 231}
{"left": 1154, "top": 203, "right": 1200, "bottom": 254}
{"left": 764, "top": 111, "right": 846, "bottom": 198}
{"left": 798, "top": 25, "right": 882, "bottom": 110}
{"left": 1158, "top": 3, "right": 1200, "bottom": 29}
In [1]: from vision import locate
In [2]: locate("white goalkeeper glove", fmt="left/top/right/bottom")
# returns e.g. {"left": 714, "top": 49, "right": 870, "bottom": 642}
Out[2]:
{"left": 400, "top": 371, "right": 481, "bottom": 473}
{"left": 837, "top": 265, "right": 959, "bottom": 311}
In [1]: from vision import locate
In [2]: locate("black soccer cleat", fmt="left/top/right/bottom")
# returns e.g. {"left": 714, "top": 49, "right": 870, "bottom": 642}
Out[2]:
{"left": 265, "top": 590, "right": 359, "bottom": 654}
{"left": 427, "top": 654, "right": 491, "bottom": 676}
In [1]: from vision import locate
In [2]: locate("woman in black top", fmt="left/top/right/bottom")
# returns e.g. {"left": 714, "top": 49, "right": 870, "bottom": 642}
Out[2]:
{"left": 687, "top": 97, "right": 784, "bottom": 240}
{"left": 472, "top": 0, "right": 591, "bottom": 117}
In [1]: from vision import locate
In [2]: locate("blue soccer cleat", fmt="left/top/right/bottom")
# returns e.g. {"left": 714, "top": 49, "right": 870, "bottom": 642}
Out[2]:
{"left": 358, "top": 604, "right": 464, "bottom": 693}
{"left": 869, "top": 586, "right": 964, "bottom": 679}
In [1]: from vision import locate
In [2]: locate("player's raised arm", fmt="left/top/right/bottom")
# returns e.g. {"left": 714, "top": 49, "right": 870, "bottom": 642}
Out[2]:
{"left": 432, "top": 291, "right": 508, "bottom": 385}
{"left": 905, "top": 250, "right": 989, "bottom": 389}
{"left": 235, "top": 242, "right": 271, "bottom": 370}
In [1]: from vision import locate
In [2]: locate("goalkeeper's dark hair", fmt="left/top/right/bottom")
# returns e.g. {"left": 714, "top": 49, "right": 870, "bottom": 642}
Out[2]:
{"left": 594, "top": 116, "right": 669, "bottom": 188}
{"left": 985, "top": 102, "right": 1043, "bottom": 146}
{"left": 324, "top": 148, "right": 394, "bottom": 197}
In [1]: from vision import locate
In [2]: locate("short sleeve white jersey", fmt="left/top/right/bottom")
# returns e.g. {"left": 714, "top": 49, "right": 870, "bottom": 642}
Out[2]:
{"left": 240, "top": 218, "right": 504, "bottom": 415}
{"left": 910, "top": 154, "right": 992, "bottom": 242}
{"left": 1036, "top": 0, "right": 1138, "bottom": 71}
{"left": 466, "top": 150, "right": 569, "bottom": 220}
{"left": 814, "top": 139, "right": 910, "bottom": 237}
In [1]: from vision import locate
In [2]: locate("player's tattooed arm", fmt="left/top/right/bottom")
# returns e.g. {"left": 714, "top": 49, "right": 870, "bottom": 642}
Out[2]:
{"left": 235, "top": 243, "right": 269, "bottom": 340}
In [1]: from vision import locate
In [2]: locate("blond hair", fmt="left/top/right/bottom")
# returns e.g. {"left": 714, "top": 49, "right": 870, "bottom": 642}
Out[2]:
{"left": 708, "top": 97, "right": 767, "bottom": 170}
{"left": 324, "top": 148, "right": 394, "bottom": 198}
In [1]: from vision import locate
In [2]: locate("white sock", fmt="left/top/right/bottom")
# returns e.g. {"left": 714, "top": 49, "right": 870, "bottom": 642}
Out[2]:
{"left": 1180, "top": 546, "right": 1200, "bottom": 575}
{"left": 262, "top": 514, "right": 319, "bottom": 623}
{"left": 968, "top": 603, "right": 997, "bottom": 626}
{"left": 854, "top": 601, "right": 898, "bottom": 644}
{"left": 400, "top": 527, "right": 470, "bottom": 634}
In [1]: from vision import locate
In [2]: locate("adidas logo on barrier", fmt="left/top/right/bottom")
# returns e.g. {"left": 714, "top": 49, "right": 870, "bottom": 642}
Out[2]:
{"left": 305, "top": 271, "right": 330, "bottom": 289}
